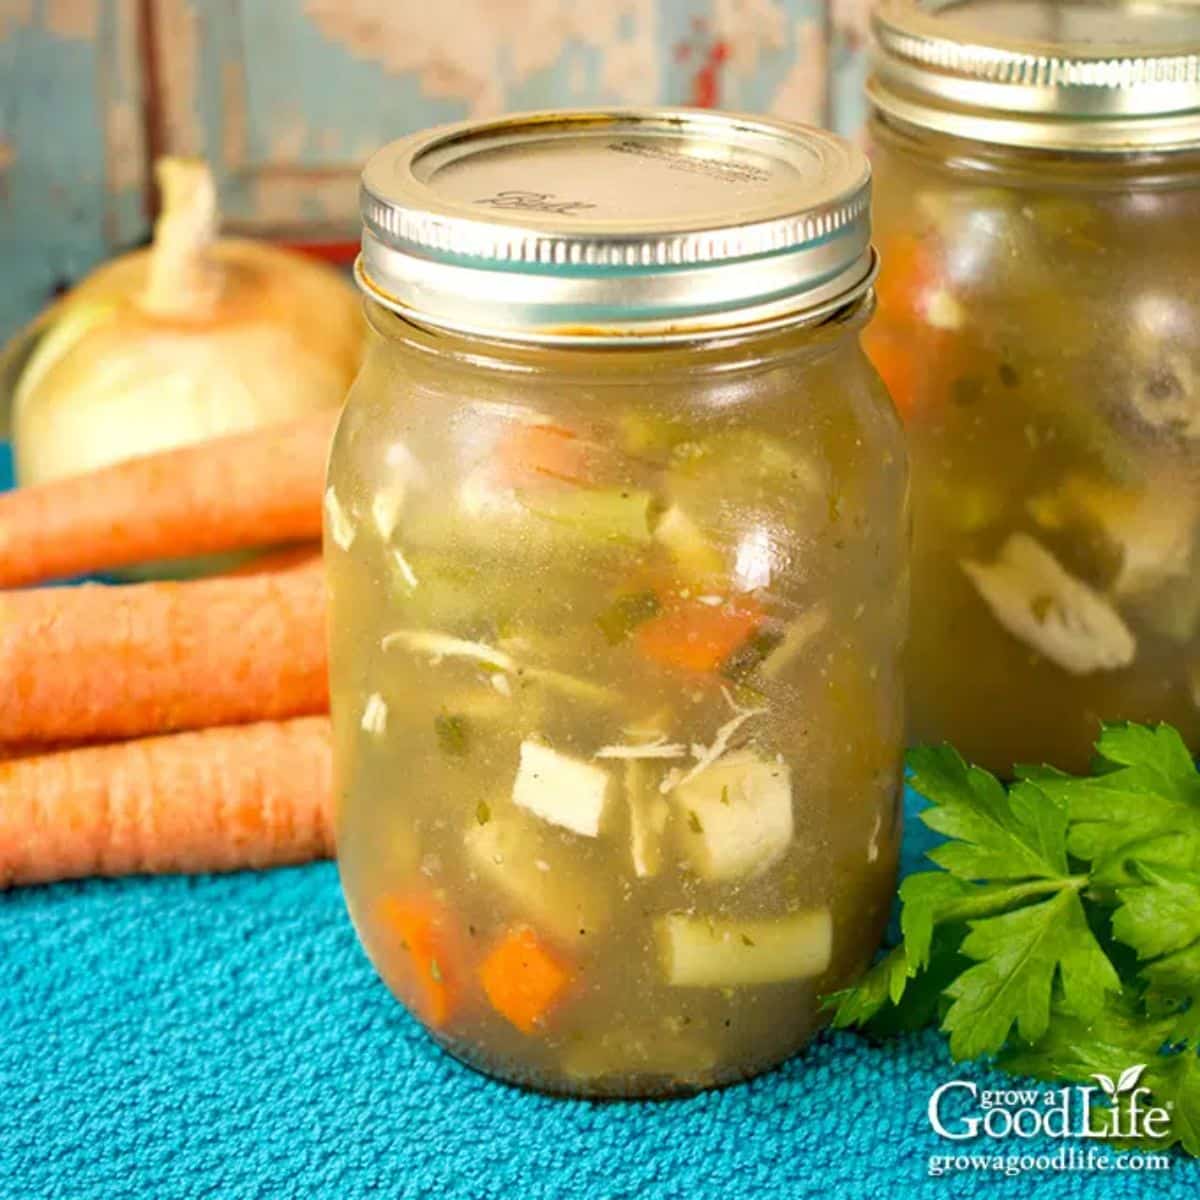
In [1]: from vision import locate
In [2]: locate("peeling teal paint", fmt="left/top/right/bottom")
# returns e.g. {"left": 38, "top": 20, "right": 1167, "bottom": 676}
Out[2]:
{"left": 0, "top": 3, "right": 138, "bottom": 343}
{"left": 0, "top": 0, "right": 868, "bottom": 345}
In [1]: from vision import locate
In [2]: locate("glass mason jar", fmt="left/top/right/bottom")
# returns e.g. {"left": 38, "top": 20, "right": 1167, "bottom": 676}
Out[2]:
{"left": 867, "top": 0, "right": 1200, "bottom": 773}
{"left": 327, "top": 110, "right": 908, "bottom": 1097}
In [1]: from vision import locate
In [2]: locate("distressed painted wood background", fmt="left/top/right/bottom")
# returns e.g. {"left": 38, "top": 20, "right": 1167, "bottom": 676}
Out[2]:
{"left": 0, "top": 0, "right": 872, "bottom": 343}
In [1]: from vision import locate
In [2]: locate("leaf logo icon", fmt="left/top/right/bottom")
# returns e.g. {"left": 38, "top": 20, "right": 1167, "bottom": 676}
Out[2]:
{"left": 1091, "top": 1065, "right": 1146, "bottom": 1098}
{"left": 1116, "top": 1065, "right": 1146, "bottom": 1094}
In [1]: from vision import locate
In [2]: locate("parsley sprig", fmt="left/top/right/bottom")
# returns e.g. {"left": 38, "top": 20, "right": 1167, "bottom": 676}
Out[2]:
{"left": 828, "top": 722, "right": 1200, "bottom": 1155}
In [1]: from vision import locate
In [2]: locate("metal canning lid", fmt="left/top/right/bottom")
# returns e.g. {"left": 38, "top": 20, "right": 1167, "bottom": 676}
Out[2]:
{"left": 870, "top": 0, "right": 1200, "bottom": 153}
{"left": 357, "top": 109, "right": 874, "bottom": 343}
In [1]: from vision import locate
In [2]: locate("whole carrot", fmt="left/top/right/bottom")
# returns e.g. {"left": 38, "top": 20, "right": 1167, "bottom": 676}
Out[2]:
{"left": 0, "top": 716, "right": 333, "bottom": 888}
{"left": 0, "top": 562, "right": 329, "bottom": 744}
{"left": 0, "top": 410, "right": 336, "bottom": 587}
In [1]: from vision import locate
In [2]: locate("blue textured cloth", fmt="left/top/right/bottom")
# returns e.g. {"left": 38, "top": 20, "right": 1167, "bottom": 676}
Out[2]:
{"left": 2, "top": 791, "right": 1196, "bottom": 1199}
{"left": 0, "top": 447, "right": 1195, "bottom": 1198}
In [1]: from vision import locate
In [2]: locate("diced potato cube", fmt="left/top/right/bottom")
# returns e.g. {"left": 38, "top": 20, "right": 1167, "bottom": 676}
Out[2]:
{"left": 561, "top": 1026, "right": 717, "bottom": 1087}
{"left": 672, "top": 750, "right": 793, "bottom": 880}
{"left": 656, "top": 910, "right": 832, "bottom": 987}
{"left": 465, "top": 811, "right": 610, "bottom": 943}
{"left": 654, "top": 504, "right": 724, "bottom": 581}
{"left": 512, "top": 740, "right": 612, "bottom": 837}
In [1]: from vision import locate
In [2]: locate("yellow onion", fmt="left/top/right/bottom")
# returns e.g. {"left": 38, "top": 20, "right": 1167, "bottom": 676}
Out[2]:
{"left": 8, "top": 158, "right": 362, "bottom": 486}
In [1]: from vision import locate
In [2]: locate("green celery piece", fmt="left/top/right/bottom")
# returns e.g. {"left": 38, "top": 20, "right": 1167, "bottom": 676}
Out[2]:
{"left": 1113, "top": 862, "right": 1200, "bottom": 961}
{"left": 515, "top": 665, "right": 623, "bottom": 709}
{"left": 908, "top": 746, "right": 1070, "bottom": 880}
{"left": 515, "top": 486, "right": 656, "bottom": 545}
{"left": 942, "top": 887, "right": 1121, "bottom": 1059}
{"left": 665, "top": 430, "right": 823, "bottom": 528}
{"left": 595, "top": 591, "right": 660, "bottom": 645}
{"left": 616, "top": 409, "right": 693, "bottom": 459}
{"left": 720, "top": 626, "right": 785, "bottom": 683}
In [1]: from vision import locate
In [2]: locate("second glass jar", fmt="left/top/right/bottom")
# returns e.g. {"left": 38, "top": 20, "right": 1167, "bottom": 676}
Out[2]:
{"left": 868, "top": 0, "right": 1200, "bottom": 772}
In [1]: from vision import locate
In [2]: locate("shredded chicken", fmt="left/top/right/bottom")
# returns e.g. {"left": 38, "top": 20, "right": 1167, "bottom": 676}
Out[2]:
{"left": 962, "top": 533, "right": 1136, "bottom": 675}
{"left": 595, "top": 737, "right": 688, "bottom": 760}
{"left": 360, "top": 692, "right": 388, "bottom": 736}
{"left": 380, "top": 629, "right": 515, "bottom": 672}
{"left": 660, "top": 689, "right": 768, "bottom": 794}
{"left": 390, "top": 547, "right": 419, "bottom": 590}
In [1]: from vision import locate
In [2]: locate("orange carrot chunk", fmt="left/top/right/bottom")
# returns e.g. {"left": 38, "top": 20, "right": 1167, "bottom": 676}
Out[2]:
{"left": 862, "top": 325, "right": 921, "bottom": 422}
{"left": 479, "top": 926, "right": 572, "bottom": 1034}
{"left": 0, "top": 409, "right": 336, "bottom": 588}
{"left": 0, "top": 715, "right": 333, "bottom": 889}
{"left": 377, "top": 892, "right": 467, "bottom": 1030}
{"left": 874, "top": 231, "right": 940, "bottom": 322}
{"left": 495, "top": 421, "right": 593, "bottom": 487}
{"left": 0, "top": 562, "right": 328, "bottom": 745}
{"left": 636, "top": 595, "right": 764, "bottom": 674}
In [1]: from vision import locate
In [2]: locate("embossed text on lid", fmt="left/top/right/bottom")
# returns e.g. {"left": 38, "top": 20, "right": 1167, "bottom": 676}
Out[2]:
{"left": 357, "top": 109, "right": 874, "bottom": 343}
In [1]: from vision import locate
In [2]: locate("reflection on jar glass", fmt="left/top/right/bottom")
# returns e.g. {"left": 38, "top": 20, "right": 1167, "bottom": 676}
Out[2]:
{"left": 868, "top": 0, "right": 1200, "bottom": 773}
{"left": 326, "top": 109, "right": 909, "bottom": 1096}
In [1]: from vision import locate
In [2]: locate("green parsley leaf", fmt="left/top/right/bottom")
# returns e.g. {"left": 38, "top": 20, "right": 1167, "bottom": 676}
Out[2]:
{"left": 909, "top": 746, "right": 1069, "bottom": 880}
{"left": 1153, "top": 1047, "right": 1200, "bottom": 1155}
{"left": 827, "top": 945, "right": 912, "bottom": 1028}
{"left": 898, "top": 872, "right": 973, "bottom": 971}
{"left": 942, "top": 887, "right": 1120, "bottom": 1057}
{"left": 999, "top": 993, "right": 1200, "bottom": 1153}
{"left": 1026, "top": 723, "right": 1200, "bottom": 884}
{"left": 1141, "top": 940, "right": 1200, "bottom": 1004}
{"left": 434, "top": 713, "right": 470, "bottom": 757}
{"left": 1095, "top": 721, "right": 1198, "bottom": 783}
{"left": 827, "top": 925, "right": 969, "bottom": 1036}
{"left": 1113, "top": 861, "right": 1200, "bottom": 962}
{"left": 829, "top": 722, "right": 1200, "bottom": 1155}
{"left": 999, "top": 991, "right": 1169, "bottom": 1086}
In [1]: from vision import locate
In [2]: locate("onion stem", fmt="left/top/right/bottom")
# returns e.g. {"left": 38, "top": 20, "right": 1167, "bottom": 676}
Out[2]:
{"left": 141, "top": 158, "right": 221, "bottom": 318}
